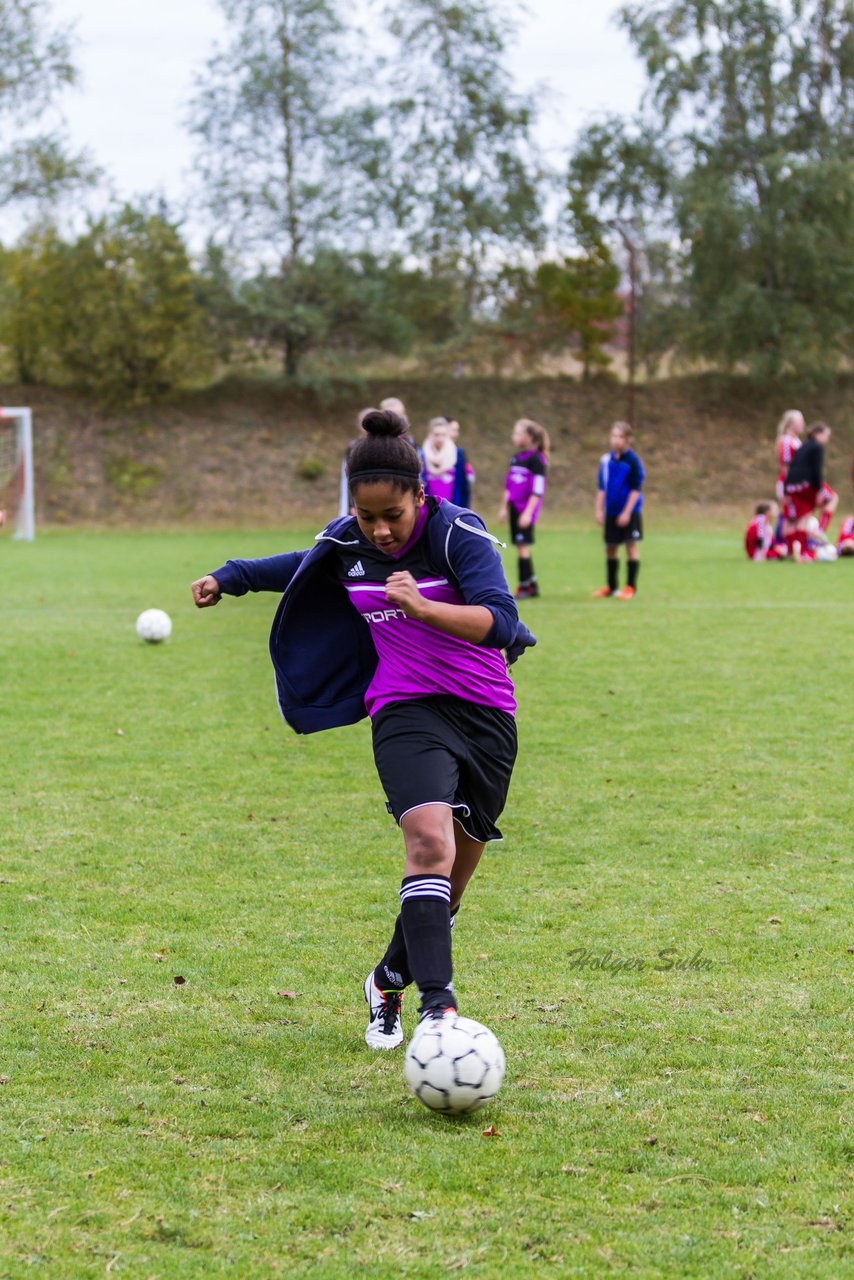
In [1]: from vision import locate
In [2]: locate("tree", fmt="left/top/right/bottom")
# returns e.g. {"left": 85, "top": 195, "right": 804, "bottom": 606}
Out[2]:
{"left": 187, "top": 0, "right": 386, "bottom": 377}
{"left": 0, "top": 224, "right": 65, "bottom": 382}
{"left": 567, "top": 116, "right": 678, "bottom": 376}
{"left": 616, "top": 0, "right": 854, "bottom": 379}
{"left": 235, "top": 251, "right": 464, "bottom": 373}
{"left": 45, "top": 205, "right": 211, "bottom": 406}
{"left": 379, "top": 0, "right": 544, "bottom": 322}
{"left": 499, "top": 248, "right": 624, "bottom": 379}
{"left": 0, "top": 0, "right": 96, "bottom": 211}
{"left": 192, "top": 240, "right": 248, "bottom": 369}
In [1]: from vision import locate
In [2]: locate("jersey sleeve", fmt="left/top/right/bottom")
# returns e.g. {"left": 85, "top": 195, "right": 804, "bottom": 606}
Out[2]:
{"left": 626, "top": 452, "right": 644, "bottom": 490}
{"left": 211, "top": 551, "right": 308, "bottom": 596}
{"left": 528, "top": 452, "right": 547, "bottom": 498}
{"left": 444, "top": 514, "right": 518, "bottom": 650}
{"left": 745, "top": 522, "right": 758, "bottom": 559}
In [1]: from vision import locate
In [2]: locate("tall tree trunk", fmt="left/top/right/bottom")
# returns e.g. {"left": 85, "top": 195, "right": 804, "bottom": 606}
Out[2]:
{"left": 284, "top": 335, "right": 299, "bottom": 379}
{"left": 277, "top": 14, "right": 301, "bottom": 263}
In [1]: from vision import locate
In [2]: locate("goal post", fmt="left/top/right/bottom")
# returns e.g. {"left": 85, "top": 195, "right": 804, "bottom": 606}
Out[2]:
{"left": 0, "top": 407, "right": 35, "bottom": 541}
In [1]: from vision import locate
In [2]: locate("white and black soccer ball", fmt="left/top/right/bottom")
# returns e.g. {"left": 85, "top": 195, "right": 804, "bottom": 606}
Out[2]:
{"left": 404, "top": 1014, "right": 505, "bottom": 1115}
{"left": 815, "top": 543, "right": 838, "bottom": 562}
{"left": 135, "top": 608, "right": 172, "bottom": 644}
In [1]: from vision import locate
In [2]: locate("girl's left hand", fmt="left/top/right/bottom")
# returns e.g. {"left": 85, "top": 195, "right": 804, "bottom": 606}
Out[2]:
{"left": 385, "top": 571, "right": 426, "bottom": 619}
{"left": 518, "top": 514, "right": 532, "bottom": 529}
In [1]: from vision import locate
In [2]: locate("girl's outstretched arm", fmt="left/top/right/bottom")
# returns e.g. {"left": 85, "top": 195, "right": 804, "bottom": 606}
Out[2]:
{"left": 192, "top": 575, "right": 222, "bottom": 607}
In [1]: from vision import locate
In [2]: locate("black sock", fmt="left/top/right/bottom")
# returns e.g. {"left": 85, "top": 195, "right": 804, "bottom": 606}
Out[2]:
{"left": 374, "top": 914, "right": 412, "bottom": 991}
{"left": 527, "top": 558, "right": 536, "bottom": 583}
{"left": 399, "top": 874, "right": 453, "bottom": 1008}
{"left": 628, "top": 560, "right": 639, "bottom": 590}
{"left": 607, "top": 559, "right": 618, "bottom": 592}
{"left": 518, "top": 557, "right": 532, "bottom": 586}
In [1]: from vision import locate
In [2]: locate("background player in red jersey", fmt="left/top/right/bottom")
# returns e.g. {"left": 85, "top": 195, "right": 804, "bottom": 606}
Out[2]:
{"left": 837, "top": 515, "right": 854, "bottom": 556}
{"left": 784, "top": 422, "right": 832, "bottom": 560}
{"left": 745, "top": 501, "right": 786, "bottom": 560}
{"left": 815, "top": 482, "right": 838, "bottom": 534}
{"left": 775, "top": 409, "right": 805, "bottom": 503}
{"left": 775, "top": 409, "right": 805, "bottom": 547}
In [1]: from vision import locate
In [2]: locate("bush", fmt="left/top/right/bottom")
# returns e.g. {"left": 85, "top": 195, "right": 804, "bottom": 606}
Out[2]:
{"left": 296, "top": 457, "right": 326, "bottom": 482}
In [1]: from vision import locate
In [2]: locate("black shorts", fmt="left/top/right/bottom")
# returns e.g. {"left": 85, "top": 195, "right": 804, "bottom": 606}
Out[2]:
{"left": 509, "top": 505, "right": 536, "bottom": 546}
{"left": 605, "top": 512, "right": 643, "bottom": 545}
{"left": 372, "top": 696, "right": 518, "bottom": 843}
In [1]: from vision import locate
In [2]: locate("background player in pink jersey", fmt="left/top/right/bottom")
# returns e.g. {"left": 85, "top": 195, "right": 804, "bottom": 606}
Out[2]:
{"left": 498, "top": 418, "right": 549, "bottom": 599}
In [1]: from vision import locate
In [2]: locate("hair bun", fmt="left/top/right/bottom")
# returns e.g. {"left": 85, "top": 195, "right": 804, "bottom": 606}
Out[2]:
{"left": 360, "top": 407, "right": 409, "bottom": 439}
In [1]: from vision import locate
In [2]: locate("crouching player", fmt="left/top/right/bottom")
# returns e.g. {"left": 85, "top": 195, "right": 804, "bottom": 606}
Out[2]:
{"left": 838, "top": 516, "right": 854, "bottom": 557}
{"left": 192, "top": 408, "right": 536, "bottom": 1051}
{"left": 745, "top": 501, "right": 786, "bottom": 561}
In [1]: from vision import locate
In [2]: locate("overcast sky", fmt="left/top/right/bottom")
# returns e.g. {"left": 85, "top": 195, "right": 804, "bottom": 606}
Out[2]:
{"left": 6, "top": 0, "right": 646, "bottom": 245}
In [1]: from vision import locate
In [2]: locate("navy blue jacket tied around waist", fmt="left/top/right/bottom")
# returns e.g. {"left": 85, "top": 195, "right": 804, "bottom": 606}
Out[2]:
{"left": 210, "top": 499, "right": 537, "bottom": 734}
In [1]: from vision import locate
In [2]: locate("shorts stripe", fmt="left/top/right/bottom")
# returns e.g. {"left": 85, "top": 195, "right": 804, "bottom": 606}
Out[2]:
{"left": 398, "top": 800, "right": 472, "bottom": 828}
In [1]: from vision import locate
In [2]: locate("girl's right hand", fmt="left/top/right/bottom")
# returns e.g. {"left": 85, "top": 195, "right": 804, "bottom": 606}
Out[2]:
{"left": 191, "top": 575, "right": 222, "bottom": 607}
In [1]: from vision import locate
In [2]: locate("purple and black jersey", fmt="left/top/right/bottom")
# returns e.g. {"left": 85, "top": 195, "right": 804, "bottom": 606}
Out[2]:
{"left": 505, "top": 450, "right": 547, "bottom": 522}
{"left": 332, "top": 505, "right": 516, "bottom": 719}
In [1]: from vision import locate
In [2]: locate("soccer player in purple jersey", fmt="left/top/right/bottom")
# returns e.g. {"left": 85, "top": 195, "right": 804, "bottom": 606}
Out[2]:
{"left": 191, "top": 409, "right": 534, "bottom": 1051}
{"left": 498, "top": 418, "right": 550, "bottom": 599}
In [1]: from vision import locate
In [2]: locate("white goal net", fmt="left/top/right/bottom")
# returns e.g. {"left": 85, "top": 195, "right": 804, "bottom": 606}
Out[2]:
{"left": 0, "top": 407, "right": 35, "bottom": 540}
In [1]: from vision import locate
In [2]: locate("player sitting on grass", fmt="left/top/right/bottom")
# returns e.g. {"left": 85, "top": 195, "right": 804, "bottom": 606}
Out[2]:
{"left": 593, "top": 421, "right": 645, "bottom": 599}
{"left": 191, "top": 408, "right": 536, "bottom": 1051}
{"left": 745, "top": 501, "right": 787, "bottom": 561}
{"left": 837, "top": 516, "right": 854, "bottom": 557}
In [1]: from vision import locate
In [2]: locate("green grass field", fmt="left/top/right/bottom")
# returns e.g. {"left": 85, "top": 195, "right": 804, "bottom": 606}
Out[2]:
{"left": 1, "top": 523, "right": 851, "bottom": 1278}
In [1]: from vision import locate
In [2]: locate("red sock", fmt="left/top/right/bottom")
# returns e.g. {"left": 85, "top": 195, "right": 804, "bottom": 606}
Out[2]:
{"left": 787, "top": 532, "right": 800, "bottom": 558}
{"left": 819, "top": 509, "right": 832, "bottom": 532}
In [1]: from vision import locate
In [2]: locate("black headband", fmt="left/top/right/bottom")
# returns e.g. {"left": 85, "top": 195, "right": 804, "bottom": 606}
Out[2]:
{"left": 348, "top": 468, "right": 422, "bottom": 483}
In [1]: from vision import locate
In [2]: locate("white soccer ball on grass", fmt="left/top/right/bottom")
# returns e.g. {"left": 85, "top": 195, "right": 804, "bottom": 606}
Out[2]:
{"left": 135, "top": 608, "right": 172, "bottom": 643}
{"left": 815, "top": 544, "right": 838, "bottom": 562}
{"left": 404, "top": 1014, "right": 505, "bottom": 1115}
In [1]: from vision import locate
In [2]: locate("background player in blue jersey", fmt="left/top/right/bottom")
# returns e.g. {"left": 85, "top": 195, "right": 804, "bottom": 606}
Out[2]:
{"left": 593, "top": 421, "right": 645, "bottom": 599}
